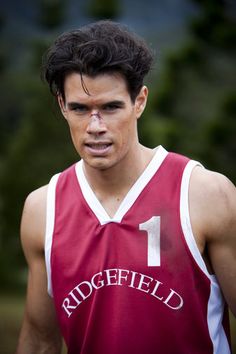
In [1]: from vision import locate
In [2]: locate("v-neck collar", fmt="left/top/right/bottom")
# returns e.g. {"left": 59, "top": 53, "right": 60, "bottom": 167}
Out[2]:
{"left": 75, "top": 145, "right": 168, "bottom": 225}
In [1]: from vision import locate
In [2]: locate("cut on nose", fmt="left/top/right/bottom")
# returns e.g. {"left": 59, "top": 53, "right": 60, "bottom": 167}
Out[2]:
{"left": 86, "top": 114, "right": 107, "bottom": 134}
{"left": 90, "top": 111, "right": 102, "bottom": 120}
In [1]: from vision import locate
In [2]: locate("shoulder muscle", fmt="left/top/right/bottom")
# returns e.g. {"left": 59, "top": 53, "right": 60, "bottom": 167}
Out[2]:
{"left": 189, "top": 167, "right": 236, "bottom": 242}
{"left": 21, "top": 185, "right": 48, "bottom": 262}
{"left": 189, "top": 167, "right": 236, "bottom": 315}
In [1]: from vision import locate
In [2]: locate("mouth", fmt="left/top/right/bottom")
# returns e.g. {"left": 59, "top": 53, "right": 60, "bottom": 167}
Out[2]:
{"left": 84, "top": 142, "right": 112, "bottom": 155}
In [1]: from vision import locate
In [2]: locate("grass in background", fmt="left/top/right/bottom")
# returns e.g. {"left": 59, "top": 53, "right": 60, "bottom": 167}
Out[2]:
{"left": 0, "top": 295, "right": 66, "bottom": 354}
{"left": 0, "top": 295, "right": 24, "bottom": 354}
{"left": 0, "top": 294, "right": 235, "bottom": 354}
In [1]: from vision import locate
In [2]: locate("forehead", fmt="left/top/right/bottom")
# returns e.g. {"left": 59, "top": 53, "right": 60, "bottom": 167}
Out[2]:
{"left": 63, "top": 72, "right": 130, "bottom": 104}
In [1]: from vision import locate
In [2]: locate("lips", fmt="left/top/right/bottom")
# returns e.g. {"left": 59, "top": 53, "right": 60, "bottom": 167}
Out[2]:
{"left": 84, "top": 142, "right": 112, "bottom": 155}
{"left": 86, "top": 143, "right": 111, "bottom": 150}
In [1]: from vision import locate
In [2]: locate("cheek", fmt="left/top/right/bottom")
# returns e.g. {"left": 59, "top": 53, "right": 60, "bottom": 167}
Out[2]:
{"left": 68, "top": 122, "right": 85, "bottom": 147}
{"left": 121, "top": 115, "right": 136, "bottom": 137}
{"left": 117, "top": 120, "right": 136, "bottom": 149}
{"left": 68, "top": 117, "right": 85, "bottom": 133}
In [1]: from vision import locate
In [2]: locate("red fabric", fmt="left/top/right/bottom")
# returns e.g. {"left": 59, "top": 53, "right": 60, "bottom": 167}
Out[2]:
{"left": 50, "top": 153, "right": 219, "bottom": 354}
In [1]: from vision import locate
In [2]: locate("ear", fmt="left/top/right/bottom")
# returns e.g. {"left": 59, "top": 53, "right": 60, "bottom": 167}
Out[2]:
{"left": 57, "top": 95, "right": 68, "bottom": 119}
{"left": 135, "top": 86, "right": 148, "bottom": 119}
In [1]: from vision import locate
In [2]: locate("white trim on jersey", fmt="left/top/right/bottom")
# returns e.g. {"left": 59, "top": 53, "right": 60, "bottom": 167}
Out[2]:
{"left": 75, "top": 145, "right": 168, "bottom": 225}
{"left": 45, "top": 173, "right": 61, "bottom": 297}
{"left": 44, "top": 149, "right": 230, "bottom": 354}
{"left": 180, "top": 160, "right": 230, "bottom": 354}
{"left": 180, "top": 160, "right": 209, "bottom": 275}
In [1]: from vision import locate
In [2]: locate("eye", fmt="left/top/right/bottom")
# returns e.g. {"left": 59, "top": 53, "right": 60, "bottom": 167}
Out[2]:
{"left": 68, "top": 103, "right": 89, "bottom": 114}
{"left": 102, "top": 103, "right": 122, "bottom": 112}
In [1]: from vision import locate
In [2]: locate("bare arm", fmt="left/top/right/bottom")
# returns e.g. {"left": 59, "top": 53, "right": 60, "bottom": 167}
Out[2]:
{"left": 190, "top": 167, "right": 236, "bottom": 316}
{"left": 16, "top": 186, "right": 62, "bottom": 354}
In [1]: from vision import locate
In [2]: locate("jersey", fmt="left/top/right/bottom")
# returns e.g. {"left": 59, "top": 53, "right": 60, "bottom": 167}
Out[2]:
{"left": 45, "top": 146, "right": 231, "bottom": 354}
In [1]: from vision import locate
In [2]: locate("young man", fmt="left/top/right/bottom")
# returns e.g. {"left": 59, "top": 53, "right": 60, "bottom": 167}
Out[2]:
{"left": 16, "top": 20, "right": 236, "bottom": 354}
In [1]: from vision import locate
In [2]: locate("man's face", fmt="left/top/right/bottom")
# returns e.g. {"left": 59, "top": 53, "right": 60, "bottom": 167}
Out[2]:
{"left": 59, "top": 72, "right": 147, "bottom": 171}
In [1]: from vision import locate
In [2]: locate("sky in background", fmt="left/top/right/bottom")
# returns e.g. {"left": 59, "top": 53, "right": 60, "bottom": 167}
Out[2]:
{"left": 2, "top": 0, "right": 198, "bottom": 33}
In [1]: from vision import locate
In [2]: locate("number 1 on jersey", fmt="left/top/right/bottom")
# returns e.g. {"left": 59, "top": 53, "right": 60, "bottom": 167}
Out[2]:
{"left": 139, "top": 216, "right": 161, "bottom": 267}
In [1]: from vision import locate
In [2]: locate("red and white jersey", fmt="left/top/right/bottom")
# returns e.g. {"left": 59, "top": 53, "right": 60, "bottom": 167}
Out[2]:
{"left": 45, "top": 146, "right": 231, "bottom": 354}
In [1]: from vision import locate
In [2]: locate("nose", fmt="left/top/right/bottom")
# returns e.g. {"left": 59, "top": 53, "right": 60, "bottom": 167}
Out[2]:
{"left": 86, "top": 112, "right": 107, "bottom": 135}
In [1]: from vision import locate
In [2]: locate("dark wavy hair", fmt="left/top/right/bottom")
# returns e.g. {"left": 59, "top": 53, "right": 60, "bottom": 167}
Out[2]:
{"left": 42, "top": 20, "right": 154, "bottom": 102}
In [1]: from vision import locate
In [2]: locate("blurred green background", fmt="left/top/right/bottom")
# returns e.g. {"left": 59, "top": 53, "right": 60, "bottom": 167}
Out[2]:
{"left": 0, "top": 0, "right": 235, "bottom": 353}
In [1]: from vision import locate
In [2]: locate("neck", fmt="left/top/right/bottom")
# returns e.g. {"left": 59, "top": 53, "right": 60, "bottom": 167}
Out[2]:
{"left": 82, "top": 144, "right": 155, "bottom": 217}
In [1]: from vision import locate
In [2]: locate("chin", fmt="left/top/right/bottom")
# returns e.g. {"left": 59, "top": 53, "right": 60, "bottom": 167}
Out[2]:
{"left": 84, "top": 157, "right": 114, "bottom": 171}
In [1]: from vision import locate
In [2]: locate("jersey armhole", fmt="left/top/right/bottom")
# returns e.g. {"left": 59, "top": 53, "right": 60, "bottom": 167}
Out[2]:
{"left": 44, "top": 173, "right": 60, "bottom": 297}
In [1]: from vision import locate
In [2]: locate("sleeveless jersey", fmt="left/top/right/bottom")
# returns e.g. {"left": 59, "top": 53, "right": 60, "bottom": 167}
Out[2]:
{"left": 45, "top": 146, "right": 231, "bottom": 354}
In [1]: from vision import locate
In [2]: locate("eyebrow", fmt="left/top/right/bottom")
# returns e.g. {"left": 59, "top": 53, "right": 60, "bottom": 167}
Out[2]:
{"left": 66, "top": 100, "right": 125, "bottom": 110}
{"left": 67, "top": 102, "right": 88, "bottom": 110}
{"left": 101, "top": 100, "right": 126, "bottom": 109}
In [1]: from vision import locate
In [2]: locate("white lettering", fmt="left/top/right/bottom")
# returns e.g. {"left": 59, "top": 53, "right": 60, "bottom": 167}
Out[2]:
{"left": 137, "top": 273, "right": 153, "bottom": 293}
{"left": 61, "top": 268, "right": 184, "bottom": 318}
{"left": 164, "top": 288, "right": 184, "bottom": 310}
{"left": 139, "top": 216, "right": 161, "bottom": 266}
{"left": 62, "top": 297, "right": 78, "bottom": 317}
{"left": 69, "top": 290, "right": 82, "bottom": 305}
{"left": 117, "top": 269, "right": 130, "bottom": 286}
{"left": 128, "top": 270, "right": 139, "bottom": 288}
{"left": 91, "top": 272, "right": 104, "bottom": 289}
{"left": 73, "top": 281, "right": 93, "bottom": 300}
{"left": 150, "top": 279, "right": 163, "bottom": 300}
{"left": 104, "top": 269, "right": 118, "bottom": 286}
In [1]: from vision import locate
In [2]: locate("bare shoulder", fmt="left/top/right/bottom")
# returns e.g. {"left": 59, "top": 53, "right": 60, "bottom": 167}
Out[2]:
{"left": 21, "top": 185, "right": 48, "bottom": 259}
{"left": 189, "top": 166, "right": 236, "bottom": 314}
{"left": 189, "top": 166, "right": 236, "bottom": 242}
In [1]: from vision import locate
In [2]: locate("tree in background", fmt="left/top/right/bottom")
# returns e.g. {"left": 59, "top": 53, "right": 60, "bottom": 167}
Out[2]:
{"left": 39, "top": 0, "right": 66, "bottom": 29}
{"left": 142, "top": 0, "right": 236, "bottom": 182}
{"left": 0, "top": 0, "right": 235, "bottom": 291}
{"left": 203, "top": 92, "right": 236, "bottom": 179}
{"left": 87, "top": 0, "right": 121, "bottom": 19}
{"left": 0, "top": 0, "right": 77, "bottom": 291}
{"left": 0, "top": 0, "right": 122, "bottom": 292}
